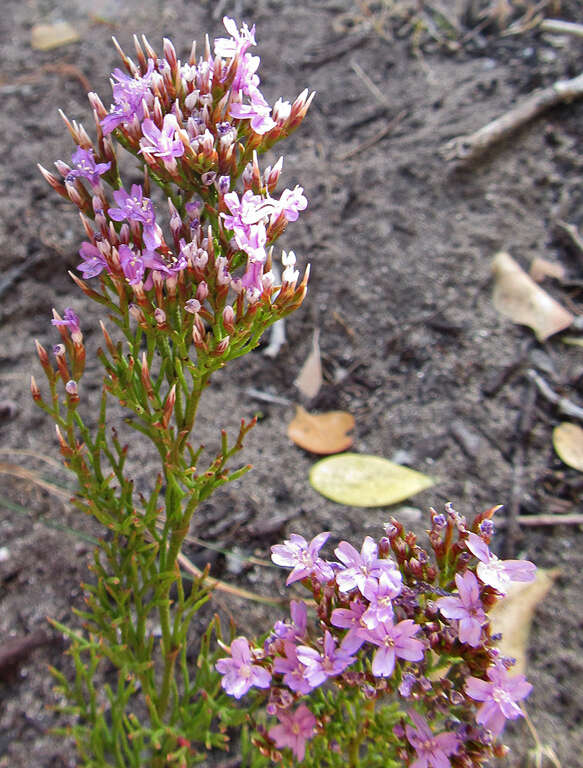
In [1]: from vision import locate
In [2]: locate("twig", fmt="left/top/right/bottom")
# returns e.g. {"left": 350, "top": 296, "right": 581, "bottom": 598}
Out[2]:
{"left": 527, "top": 369, "right": 583, "bottom": 421}
{"left": 244, "top": 387, "right": 291, "bottom": 406}
{"left": 337, "top": 109, "right": 408, "bottom": 161}
{"left": 496, "top": 513, "right": 583, "bottom": 528}
{"left": 442, "top": 71, "right": 583, "bottom": 163}
{"left": 350, "top": 58, "right": 390, "bottom": 107}
{"left": 541, "top": 18, "right": 583, "bottom": 39}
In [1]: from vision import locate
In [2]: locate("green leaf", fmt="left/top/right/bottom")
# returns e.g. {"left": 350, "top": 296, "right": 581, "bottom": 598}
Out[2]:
{"left": 309, "top": 453, "right": 434, "bottom": 507}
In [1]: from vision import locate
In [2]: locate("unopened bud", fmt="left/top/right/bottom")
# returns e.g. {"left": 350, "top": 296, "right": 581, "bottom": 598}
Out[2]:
{"left": 154, "top": 308, "right": 167, "bottom": 328}
{"left": 222, "top": 305, "right": 235, "bottom": 334}
{"left": 213, "top": 337, "right": 230, "bottom": 356}
{"left": 196, "top": 281, "right": 209, "bottom": 302}
{"left": 30, "top": 376, "right": 42, "bottom": 401}
{"left": 65, "top": 380, "right": 78, "bottom": 396}
{"left": 185, "top": 299, "right": 201, "bottom": 314}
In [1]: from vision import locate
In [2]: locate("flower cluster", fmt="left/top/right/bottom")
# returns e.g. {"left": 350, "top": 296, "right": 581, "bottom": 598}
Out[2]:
{"left": 216, "top": 505, "right": 536, "bottom": 765}
{"left": 39, "top": 16, "right": 313, "bottom": 368}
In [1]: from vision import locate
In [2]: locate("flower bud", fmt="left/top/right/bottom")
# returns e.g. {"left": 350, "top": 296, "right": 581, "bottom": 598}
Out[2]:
{"left": 154, "top": 308, "right": 167, "bottom": 328}
{"left": 196, "top": 281, "right": 209, "bottom": 302}
{"left": 30, "top": 376, "right": 42, "bottom": 402}
{"left": 222, "top": 305, "right": 235, "bottom": 334}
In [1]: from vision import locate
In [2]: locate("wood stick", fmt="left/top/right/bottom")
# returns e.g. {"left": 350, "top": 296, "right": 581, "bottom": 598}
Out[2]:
{"left": 540, "top": 19, "right": 583, "bottom": 39}
{"left": 442, "top": 71, "right": 583, "bottom": 163}
{"left": 496, "top": 513, "right": 583, "bottom": 527}
{"left": 527, "top": 369, "right": 583, "bottom": 421}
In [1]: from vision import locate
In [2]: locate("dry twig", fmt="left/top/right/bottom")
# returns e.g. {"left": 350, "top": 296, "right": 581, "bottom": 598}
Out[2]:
{"left": 337, "top": 109, "right": 408, "bottom": 161}
{"left": 527, "top": 369, "right": 583, "bottom": 421}
{"left": 442, "top": 71, "right": 583, "bottom": 163}
{"left": 540, "top": 18, "right": 583, "bottom": 39}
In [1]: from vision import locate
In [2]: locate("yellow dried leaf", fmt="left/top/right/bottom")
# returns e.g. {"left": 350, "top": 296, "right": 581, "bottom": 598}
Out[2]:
{"left": 294, "top": 329, "right": 322, "bottom": 399}
{"left": 492, "top": 251, "right": 573, "bottom": 342}
{"left": 31, "top": 21, "right": 80, "bottom": 51}
{"left": 490, "top": 569, "right": 559, "bottom": 675}
{"left": 287, "top": 406, "right": 354, "bottom": 455}
{"left": 309, "top": 453, "right": 434, "bottom": 507}
{"left": 552, "top": 422, "right": 583, "bottom": 472}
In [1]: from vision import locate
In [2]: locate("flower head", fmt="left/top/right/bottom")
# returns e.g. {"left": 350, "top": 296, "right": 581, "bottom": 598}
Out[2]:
{"left": 465, "top": 660, "right": 532, "bottom": 736}
{"left": 67, "top": 148, "right": 111, "bottom": 188}
{"left": 466, "top": 533, "right": 536, "bottom": 594}
{"left": 405, "top": 711, "right": 459, "bottom": 768}
{"left": 366, "top": 619, "right": 424, "bottom": 678}
{"left": 108, "top": 184, "right": 162, "bottom": 250}
{"left": 139, "top": 115, "right": 184, "bottom": 161}
{"left": 437, "top": 570, "right": 486, "bottom": 647}
{"left": 215, "top": 636, "right": 271, "bottom": 699}
{"left": 296, "top": 630, "right": 356, "bottom": 689}
{"left": 271, "top": 532, "right": 334, "bottom": 586}
{"left": 335, "top": 536, "right": 402, "bottom": 596}
{"left": 268, "top": 704, "right": 316, "bottom": 762}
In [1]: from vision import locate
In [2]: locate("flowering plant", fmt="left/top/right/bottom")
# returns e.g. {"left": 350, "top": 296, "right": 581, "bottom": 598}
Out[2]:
{"left": 33, "top": 16, "right": 537, "bottom": 768}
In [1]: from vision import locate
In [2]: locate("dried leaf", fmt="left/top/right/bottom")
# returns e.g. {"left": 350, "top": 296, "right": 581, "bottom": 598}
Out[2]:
{"left": 489, "top": 569, "right": 559, "bottom": 675}
{"left": 294, "top": 329, "right": 322, "bottom": 399}
{"left": 31, "top": 21, "right": 80, "bottom": 51}
{"left": 288, "top": 406, "right": 354, "bottom": 454}
{"left": 309, "top": 453, "right": 434, "bottom": 507}
{"left": 492, "top": 251, "right": 573, "bottom": 342}
{"left": 552, "top": 422, "right": 583, "bottom": 471}
{"left": 529, "top": 257, "right": 566, "bottom": 283}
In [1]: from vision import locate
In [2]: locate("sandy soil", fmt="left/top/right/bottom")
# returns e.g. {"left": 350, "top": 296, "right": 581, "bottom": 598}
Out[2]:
{"left": 0, "top": 0, "right": 582, "bottom": 765}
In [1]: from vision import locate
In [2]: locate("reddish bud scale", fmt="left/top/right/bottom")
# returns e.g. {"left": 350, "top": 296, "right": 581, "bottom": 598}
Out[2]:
{"left": 30, "top": 376, "right": 42, "bottom": 402}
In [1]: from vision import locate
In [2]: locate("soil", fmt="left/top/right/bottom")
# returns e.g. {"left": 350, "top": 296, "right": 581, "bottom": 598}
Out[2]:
{"left": 0, "top": 1, "right": 582, "bottom": 766}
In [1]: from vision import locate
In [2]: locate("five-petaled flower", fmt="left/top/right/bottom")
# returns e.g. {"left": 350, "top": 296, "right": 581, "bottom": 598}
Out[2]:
{"left": 215, "top": 636, "right": 271, "bottom": 699}
{"left": 108, "top": 184, "right": 162, "bottom": 251}
{"left": 405, "top": 711, "right": 459, "bottom": 768}
{"left": 366, "top": 619, "right": 425, "bottom": 678}
{"left": 437, "top": 570, "right": 487, "bottom": 647}
{"left": 466, "top": 533, "right": 536, "bottom": 595}
{"left": 139, "top": 115, "right": 184, "bottom": 162}
{"left": 66, "top": 147, "right": 111, "bottom": 188}
{"left": 271, "top": 532, "right": 334, "bottom": 585}
{"left": 296, "top": 630, "right": 356, "bottom": 689}
{"left": 465, "top": 660, "right": 532, "bottom": 735}
{"left": 268, "top": 703, "right": 316, "bottom": 762}
{"left": 335, "top": 536, "right": 402, "bottom": 596}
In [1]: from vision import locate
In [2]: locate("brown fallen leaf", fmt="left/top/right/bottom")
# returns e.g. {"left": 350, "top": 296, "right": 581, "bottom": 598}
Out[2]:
{"left": 489, "top": 568, "right": 559, "bottom": 676}
{"left": 529, "top": 257, "right": 566, "bottom": 284}
{"left": 287, "top": 405, "right": 354, "bottom": 454}
{"left": 31, "top": 21, "right": 80, "bottom": 51}
{"left": 492, "top": 251, "right": 573, "bottom": 342}
{"left": 294, "top": 329, "right": 322, "bottom": 399}
{"left": 552, "top": 422, "right": 583, "bottom": 472}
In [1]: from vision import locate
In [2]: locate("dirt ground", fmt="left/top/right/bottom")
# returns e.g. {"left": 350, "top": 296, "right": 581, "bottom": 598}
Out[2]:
{"left": 1, "top": 0, "right": 582, "bottom": 765}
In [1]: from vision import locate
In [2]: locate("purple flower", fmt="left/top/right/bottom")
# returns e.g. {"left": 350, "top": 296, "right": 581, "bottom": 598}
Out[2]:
{"left": 361, "top": 570, "right": 402, "bottom": 629}
{"left": 118, "top": 244, "right": 144, "bottom": 285}
{"left": 214, "top": 17, "right": 256, "bottom": 60}
{"left": 405, "top": 711, "right": 459, "bottom": 768}
{"left": 108, "top": 185, "right": 161, "bottom": 250}
{"left": 366, "top": 619, "right": 425, "bottom": 678}
{"left": 140, "top": 115, "right": 184, "bottom": 161}
{"left": 296, "top": 631, "right": 356, "bottom": 689}
{"left": 215, "top": 636, "right": 271, "bottom": 699}
{"left": 273, "top": 642, "right": 312, "bottom": 695}
{"left": 466, "top": 533, "right": 536, "bottom": 595}
{"left": 51, "top": 308, "right": 81, "bottom": 334}
{"left": 273, "top": 600, "right": 308, "bottom": 642}
{"left": 437, "top": 571, "right": 486, "bottom": 647}
{"left": 77, "top": 241, "right": 108, "bottom": 278}
{"left": 101, "top": 62, "right": 155, "bottom": 135}
{"left": 465, "top": 661, "right": 532, "bottom": 735}
{"left": 335, "top": 536, "right": 402, "bottom": 597}
{"left": 275, "top": 186, "right": 308, "bottom": 222}
{"left": 229, "top": 101, "right": 276, "bottom": 134}
{"left": 331, "top": 600, "right": 369, "bottom": 653}
{"left": 66, "top": 148, "right": 111, "bottom": 188}
{"left": 268, "top": 704, "right": 316, "bottom": 762}
{"left": 271, "top": 532, "right": 334, "bottom": 586}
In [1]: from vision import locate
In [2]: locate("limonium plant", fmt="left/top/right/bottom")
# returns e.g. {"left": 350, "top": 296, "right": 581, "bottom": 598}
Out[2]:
{"left": 33, "top": 16, "right": 537, "bottom": 768}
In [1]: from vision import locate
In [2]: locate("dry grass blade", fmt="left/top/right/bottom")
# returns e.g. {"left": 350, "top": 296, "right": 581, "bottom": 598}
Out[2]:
{"left": 177, "top": 550, "right": 286, "bottom": 606}
{"left": 0, "top": 463, "right": 72, "bottom": 500}
{"left": 0, "top": 448, "right": 65, "bottom": 471}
